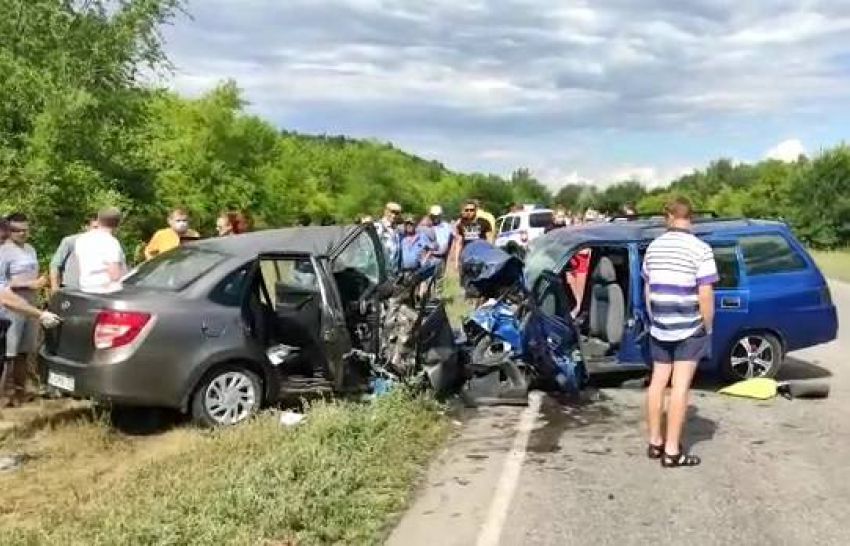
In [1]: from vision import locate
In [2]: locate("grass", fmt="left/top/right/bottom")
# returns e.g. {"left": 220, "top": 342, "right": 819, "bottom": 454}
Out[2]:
{"left": 811, "top": 250, "right": 850, "bottom": 283}
{"left": 442, "top": 271, "right": 472, "bottom": 326}
{"left": 0, "top": 391, "right": 449, "bottom": 546}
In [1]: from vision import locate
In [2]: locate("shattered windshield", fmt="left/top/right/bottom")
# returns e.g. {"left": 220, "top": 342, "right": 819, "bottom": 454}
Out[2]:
{"left": 524, "top": 236, "right": 571, "bottom": 287}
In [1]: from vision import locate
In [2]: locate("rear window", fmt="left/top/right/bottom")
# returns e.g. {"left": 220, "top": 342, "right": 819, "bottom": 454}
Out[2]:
{"left": 123, "top": 247, "right": 226, "bottom": 291}
{"left": 529, "top": 212, "right": 553, "bottom": 228}
{"left": 739, "top": 234, "right": 807, "bottom": 276}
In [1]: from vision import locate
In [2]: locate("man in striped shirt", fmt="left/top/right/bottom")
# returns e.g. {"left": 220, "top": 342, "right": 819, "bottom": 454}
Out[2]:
{"left": 642, "top": 197, "right": 718, "bottom": 468}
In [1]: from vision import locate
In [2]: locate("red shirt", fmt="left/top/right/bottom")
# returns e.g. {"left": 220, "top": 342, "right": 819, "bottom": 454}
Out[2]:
{"left": 569, "top": 249, "right": 591, "bottom": 274}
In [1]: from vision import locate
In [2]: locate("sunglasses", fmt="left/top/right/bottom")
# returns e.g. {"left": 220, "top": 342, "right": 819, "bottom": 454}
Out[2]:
{"left": 463, "top": 208, "right": 476, "bottom": 213}
{"left": 9, "top": 227, "right": 28, "bottom": 233}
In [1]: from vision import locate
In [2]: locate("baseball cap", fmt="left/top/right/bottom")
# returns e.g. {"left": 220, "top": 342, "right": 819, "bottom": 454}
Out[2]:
{"left": 429, "top": 205, "right": 443, "bottom": 216}
{"left": 386, "top": 202, "right": 402, "bottom": 213}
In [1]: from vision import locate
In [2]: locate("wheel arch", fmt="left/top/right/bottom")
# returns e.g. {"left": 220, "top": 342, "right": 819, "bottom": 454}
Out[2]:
{"left": 179, "top": 352, "right": 278, "bottom": 412}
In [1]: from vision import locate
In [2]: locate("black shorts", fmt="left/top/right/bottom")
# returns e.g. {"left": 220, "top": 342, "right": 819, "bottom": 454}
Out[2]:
{"left": 650, "top": 329, "right": 710, "bottom": 364}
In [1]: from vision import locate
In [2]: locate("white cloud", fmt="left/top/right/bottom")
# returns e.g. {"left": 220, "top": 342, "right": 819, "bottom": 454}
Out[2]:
{"left": 158, "top": 1, "right": 850, "bottom": 185}
{"left": 765, "top": 139, "right": 806, "bottom": 162}
{"left": 533, "top": 163, "right": 695, "bottom": 191}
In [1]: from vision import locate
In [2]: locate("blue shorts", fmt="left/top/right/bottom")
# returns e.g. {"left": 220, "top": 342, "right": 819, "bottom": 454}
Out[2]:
{"left": 650, "top": 329, "right": 710, "bottom": 364}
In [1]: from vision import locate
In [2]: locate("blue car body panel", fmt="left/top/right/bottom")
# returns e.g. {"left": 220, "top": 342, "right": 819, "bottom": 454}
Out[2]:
{"left": 463, "top": 242, "right": 586, "bottom": 392}
{"left": 527, "top": 219, "right": 839, "bottom": 374}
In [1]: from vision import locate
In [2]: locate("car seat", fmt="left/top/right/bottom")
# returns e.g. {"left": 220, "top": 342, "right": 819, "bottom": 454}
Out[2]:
{"left": 586, "top": 257, "right": 625, "bottom": 355}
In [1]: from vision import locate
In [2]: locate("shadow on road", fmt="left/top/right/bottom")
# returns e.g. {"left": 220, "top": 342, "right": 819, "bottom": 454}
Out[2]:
{"left": 684, "top": 405, "right": 717, "bottom": 449}
{"left": 778, "top": 356, "right": 833, "bottom": 380}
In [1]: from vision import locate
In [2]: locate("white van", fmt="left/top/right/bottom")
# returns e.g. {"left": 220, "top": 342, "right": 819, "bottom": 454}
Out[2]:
{"left": 494, "top": 207, "right": 553, "bottom": 248}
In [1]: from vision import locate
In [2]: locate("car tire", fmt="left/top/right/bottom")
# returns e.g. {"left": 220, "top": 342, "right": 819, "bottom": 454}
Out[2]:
{"left": 721, "top": 332, "right": 783, "bottom": 382}
{"left": 191, "top": 364, "right": 263, "bottom": 427}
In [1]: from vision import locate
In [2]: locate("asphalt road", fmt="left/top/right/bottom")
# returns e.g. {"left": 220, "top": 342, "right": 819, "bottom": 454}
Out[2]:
{"left": 388, "top": 281, "right": 849, "bottom": 546}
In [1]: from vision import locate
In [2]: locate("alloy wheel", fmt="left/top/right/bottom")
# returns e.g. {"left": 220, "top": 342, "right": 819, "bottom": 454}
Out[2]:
{"left": 729, "top": 335, "right": 776, "bottom": 379}
{"left": 203, "top": 371, "right": 258, "bottom": 425}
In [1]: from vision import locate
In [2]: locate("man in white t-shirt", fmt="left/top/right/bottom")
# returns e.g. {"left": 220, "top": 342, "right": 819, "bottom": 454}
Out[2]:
{"left": 74, "top": 207, "right": 127, "bottom": 294}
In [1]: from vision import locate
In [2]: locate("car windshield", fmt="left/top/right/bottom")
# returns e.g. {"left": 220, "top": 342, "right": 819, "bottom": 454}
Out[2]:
{"left": 524, "top": 236, "right": 567, "bottom": 287}
{"left": 123, "top": 247, "right": 226, "bottom": 291}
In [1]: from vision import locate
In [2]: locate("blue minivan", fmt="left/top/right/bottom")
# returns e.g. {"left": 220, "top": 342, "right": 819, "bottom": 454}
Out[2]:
{"left": 525, "top": 217, "right": 839, "bottom": 381}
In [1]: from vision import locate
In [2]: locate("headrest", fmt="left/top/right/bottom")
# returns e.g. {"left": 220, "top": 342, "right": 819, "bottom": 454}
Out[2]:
{"left": 593, "top": 257, "right": 617, "bottom": 283}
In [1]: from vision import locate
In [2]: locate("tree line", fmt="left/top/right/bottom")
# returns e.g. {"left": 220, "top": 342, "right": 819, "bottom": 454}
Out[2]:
{"left": 553, "top": 149, "right": 850, "bottom": 249}
{"left": 2, "top": 0, "right": 847, "bottom": 262}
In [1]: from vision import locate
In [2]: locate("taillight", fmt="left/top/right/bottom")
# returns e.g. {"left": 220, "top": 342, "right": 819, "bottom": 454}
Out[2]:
{"left": 94, "top": 311, "right": 151, "bottom": 350}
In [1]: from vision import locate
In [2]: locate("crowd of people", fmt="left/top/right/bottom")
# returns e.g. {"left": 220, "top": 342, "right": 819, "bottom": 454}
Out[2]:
{"left": 366, "top": 199, "right": 499, "bottom": 299}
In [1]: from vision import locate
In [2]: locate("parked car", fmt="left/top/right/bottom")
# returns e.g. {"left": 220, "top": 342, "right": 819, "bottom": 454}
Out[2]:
{"left": 40, "top": 225, "right": 459, "bottom": 426}
{"left": 524, "top": 217, "right": 839, "bottom": 381}
{"left": 495, "top": 206, "right": 553, "bottom": 249}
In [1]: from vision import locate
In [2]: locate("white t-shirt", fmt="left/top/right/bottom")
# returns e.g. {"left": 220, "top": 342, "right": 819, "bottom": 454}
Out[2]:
{"left": 74, "top": 229, "right": 126, "bottom": 293}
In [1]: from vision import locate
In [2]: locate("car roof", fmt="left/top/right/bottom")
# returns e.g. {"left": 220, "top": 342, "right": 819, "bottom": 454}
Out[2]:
{"left": 498, "top": 208, "right": 553, "bottom": 219}
{"left": 534, "top": 217, "right": 790, "bottom": 250}
{"left": 189, "top": 224, "right": 364, "bottom": 258}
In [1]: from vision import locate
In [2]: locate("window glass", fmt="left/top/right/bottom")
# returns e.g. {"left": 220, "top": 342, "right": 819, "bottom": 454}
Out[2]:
{"left": 529, "top": 212, "right": 554, "bottom": 228}
{"left": 497, "top": 217, "right": 509, "bottom": 234}
{"left": 739, "top": 234, "right": 807, "bottom": 276}
{"left": 333, "top": 231, "right": 380, "bottom": 285}
{"left": 209, "top": 264, "right": 250, "bottom": 306}
{"left": 710, "top": 245, "right": 740, "bottom": 289}
{"left": 535, "top": 276, "right": 569, "bottom": 318}
{"left": 123, "top": 247, "right": 224, "bottom": 291}
{"left": 257, "top": 258, "right": 318, "bottom": 306}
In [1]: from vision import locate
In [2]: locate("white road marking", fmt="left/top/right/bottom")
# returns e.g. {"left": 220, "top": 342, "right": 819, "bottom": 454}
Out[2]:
{"left": 475, "top": 390, "right": 543, "bottom": 546}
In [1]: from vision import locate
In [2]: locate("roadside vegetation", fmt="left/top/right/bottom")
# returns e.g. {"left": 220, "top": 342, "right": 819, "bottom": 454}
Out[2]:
{"left": 811, "top": 250, "right": 850, "bottom": 283}
{"left": 0, "top": 391, "right": 449, "bottom": 546}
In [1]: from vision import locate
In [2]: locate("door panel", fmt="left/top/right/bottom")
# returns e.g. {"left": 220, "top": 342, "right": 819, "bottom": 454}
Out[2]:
{"left": 616, "top": 244, "right": 650, "bottom": 368}
{"left": 702, "top": 240, "right": 749, "bottom": 370}
{"left": 528, "top": 271, "right": 584, "bottom": 390}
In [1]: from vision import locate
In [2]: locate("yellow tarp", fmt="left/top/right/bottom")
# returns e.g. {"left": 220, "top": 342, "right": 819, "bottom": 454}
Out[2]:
{"left": 718, "top": 378, "right": 778, "bottom": 400}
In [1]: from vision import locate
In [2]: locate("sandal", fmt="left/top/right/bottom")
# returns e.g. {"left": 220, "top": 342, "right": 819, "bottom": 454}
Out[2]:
{"left": 661, "top": 451, "right": 701, "bottom": 468}
{"left": 647, "top": 442, "right": 664, "bottom": 459}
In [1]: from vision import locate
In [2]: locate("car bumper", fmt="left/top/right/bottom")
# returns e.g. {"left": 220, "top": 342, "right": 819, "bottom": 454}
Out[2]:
{"left": 39, "top": 348, "right": 185, "bottom": 409}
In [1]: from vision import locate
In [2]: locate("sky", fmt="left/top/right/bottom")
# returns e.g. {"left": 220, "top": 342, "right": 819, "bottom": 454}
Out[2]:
{"left": 159, "top": 0, "right": 850, "bottom": 189}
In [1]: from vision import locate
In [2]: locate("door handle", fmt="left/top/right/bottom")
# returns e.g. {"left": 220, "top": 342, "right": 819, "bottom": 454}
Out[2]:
{"left": 720, "top": 296, "right": 741, "bottom": 309}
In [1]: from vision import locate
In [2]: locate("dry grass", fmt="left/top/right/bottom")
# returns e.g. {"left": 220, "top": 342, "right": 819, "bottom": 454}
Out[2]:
{"left": 0, "top": 392, "right": 448, "bottom": 545}
{"left": 0, "top": 400, "right": 202, "bottom": 528}
{"left": 811, "top": 250, "right": 850, "bottom": 283}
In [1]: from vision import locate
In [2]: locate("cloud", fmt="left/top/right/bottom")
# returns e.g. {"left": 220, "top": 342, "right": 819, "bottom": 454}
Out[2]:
{"left": 160, "top": 0, "right": 850, "bottom": 185}
{"left": 765, "top": 139, "right": 806, "bottom": 162}
{"left": 534, "top": 163, "right": 696, "bottom": 191}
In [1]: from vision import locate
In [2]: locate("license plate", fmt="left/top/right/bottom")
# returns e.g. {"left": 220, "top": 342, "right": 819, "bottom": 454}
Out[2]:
{"left": 47, "top": 371, "right": 75, "bottom": 392}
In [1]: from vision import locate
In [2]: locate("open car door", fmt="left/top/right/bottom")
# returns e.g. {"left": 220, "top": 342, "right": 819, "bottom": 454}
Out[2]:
{"left": 525, "top": 270, "right": 586, "bottom": 392}
{"left": 247, "top": 253, "right": 351, "bottom": 389}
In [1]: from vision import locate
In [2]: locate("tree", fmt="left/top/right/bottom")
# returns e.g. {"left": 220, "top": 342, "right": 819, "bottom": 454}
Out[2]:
{"left": 787, "top": 146, "right": 850, "bottom": 248}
